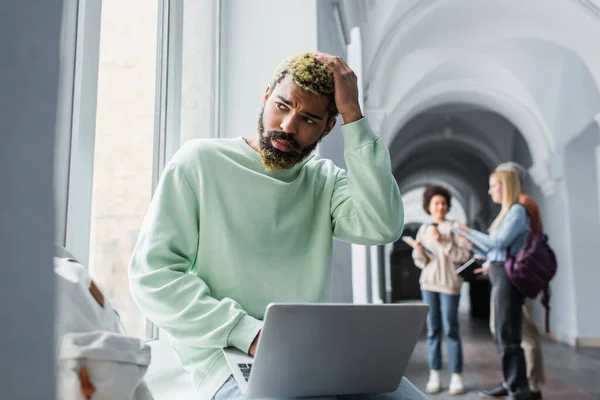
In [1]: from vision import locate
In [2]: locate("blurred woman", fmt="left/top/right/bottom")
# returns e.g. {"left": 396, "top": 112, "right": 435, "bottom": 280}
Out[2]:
{"left": 453, "top": 170, "right": 532, "bottom": 400}
{"left": 412, "top": 186, "right": 471, "bottom": 395}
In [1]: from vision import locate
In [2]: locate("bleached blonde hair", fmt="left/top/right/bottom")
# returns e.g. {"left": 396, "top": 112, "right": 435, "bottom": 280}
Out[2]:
{"left": 269, "top": 52, "right": 338, "bottom": 120}
{"left": 489, "top": 170, "right": 521, "bottom": 231}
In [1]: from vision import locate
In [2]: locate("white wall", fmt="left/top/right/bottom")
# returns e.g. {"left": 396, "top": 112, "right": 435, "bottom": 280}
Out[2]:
{"left": 553, "top": 54, "right": 600, "bottom": 147}
{"left": 180, "top": 0, "right": 218, "bottom": 142}
{"left": 219, "top": 0, "right": 317, "bottom": 139}
{"left": 0, "top": 1, "right": 60, "bottom": 397}
{"left": 564, "top": 123, "right": 600, "bottom": 340}
{"left": 316, "top": 0, "right": 354, "bottom": 303}
{"left": 533, "top": 181, "right": 578, "bottom": 338}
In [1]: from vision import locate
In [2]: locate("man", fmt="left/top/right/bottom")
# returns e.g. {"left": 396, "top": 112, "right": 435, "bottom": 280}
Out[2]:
{"left": 479, "top": 161, "right": 545, "bottom": 400}
{"left": 129, "top": 52, "right": 426, "bottom": 399}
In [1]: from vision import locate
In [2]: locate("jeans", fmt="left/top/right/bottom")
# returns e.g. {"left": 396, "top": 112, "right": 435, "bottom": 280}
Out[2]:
{"left": 212, "top": 376, "right": 428, "bottom": 400}
{"left": 490, "top": 297, "right": 545, "bottom": 390}
{"left": 421, "top": 290, "right": 463, "bottom": 373}
{"left": 488, "top": 261, "right": 530, "bottom": 397}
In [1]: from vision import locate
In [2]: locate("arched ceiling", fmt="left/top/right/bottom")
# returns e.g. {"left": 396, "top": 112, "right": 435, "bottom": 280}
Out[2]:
{"left": 395, "top": 145, "right": 491, "bottom": 195}
{"left": 390, "top": 106, "right": 517, "bottom": 182}
{"left": 394, "top": 143, "right": 491, "bottom": 213}
{"left": 380, "top": 71, "right": 553, "bottom": 169}
{"left": 340, "top": 0, "right": 600, "bottom": 195}
{"left": 390, "top": 105, "right": 529, "bottom": 226}
{"left": 389, "top": 108, "right": 506, "bottom": 172}
{"left": 362, "top": 0, "right": 600, "bottom": 92}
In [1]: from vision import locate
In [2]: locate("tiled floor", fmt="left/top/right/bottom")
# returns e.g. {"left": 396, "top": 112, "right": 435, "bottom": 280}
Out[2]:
{"left": 404, "top": 314, "right": 600, "bottom": 399}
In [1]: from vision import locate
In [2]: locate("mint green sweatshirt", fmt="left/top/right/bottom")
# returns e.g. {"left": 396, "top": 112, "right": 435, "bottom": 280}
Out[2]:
{"left": 129, "top": 118, "right": 404, "bottom": 399}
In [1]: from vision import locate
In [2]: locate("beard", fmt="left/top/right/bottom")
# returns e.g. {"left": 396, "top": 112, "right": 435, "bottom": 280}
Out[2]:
{"left": 257, "top": 107, "right": 322, "bottom": 171}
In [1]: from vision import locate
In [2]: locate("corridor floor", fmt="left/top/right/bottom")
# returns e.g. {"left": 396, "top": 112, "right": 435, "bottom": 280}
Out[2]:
{"left": 404, "top": 313, "right": 600, "bottom": 399}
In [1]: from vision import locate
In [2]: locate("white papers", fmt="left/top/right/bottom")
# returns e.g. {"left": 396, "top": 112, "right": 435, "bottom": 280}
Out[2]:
{"left": 402, "top": 236, "right": 436, "bottom": 260}
{"left": 451, "top": 227, "right": 490, "bottom": 253}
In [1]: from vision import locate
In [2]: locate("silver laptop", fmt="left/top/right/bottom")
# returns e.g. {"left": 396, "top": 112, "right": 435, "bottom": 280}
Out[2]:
{"left": 222, "top": 302, "right": 429, "bottom": 398}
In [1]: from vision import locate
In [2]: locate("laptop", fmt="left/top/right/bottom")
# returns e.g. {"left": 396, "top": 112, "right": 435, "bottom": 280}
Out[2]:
{"left": 222, "top": 303, "right": 429, "bottom": 398}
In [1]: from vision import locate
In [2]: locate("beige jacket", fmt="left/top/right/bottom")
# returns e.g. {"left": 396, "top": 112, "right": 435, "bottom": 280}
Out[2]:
{"left": 412, "top": 221, "right": 471, "bottom": 295}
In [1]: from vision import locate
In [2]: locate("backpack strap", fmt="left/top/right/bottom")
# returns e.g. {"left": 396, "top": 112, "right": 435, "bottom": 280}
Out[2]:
{"left": 541, "top": 286, "right": 551, "bottom": 333}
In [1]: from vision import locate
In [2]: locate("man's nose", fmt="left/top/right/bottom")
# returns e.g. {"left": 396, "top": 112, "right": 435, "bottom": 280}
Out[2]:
{"left": 280, "top": 114, "right": 299, "bottom": 134}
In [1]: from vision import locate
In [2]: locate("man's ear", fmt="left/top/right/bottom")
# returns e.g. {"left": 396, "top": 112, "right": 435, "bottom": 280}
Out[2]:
{"left": 321, "top": 118, "right": 337, "bottom": 139}
{"left": 264, "top": 86, "right": 272, "bottom": 103}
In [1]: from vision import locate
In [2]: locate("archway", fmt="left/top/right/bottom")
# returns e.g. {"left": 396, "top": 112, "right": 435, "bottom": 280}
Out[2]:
{"left": 386, "top": 103, "right": 535, "bottom": 319}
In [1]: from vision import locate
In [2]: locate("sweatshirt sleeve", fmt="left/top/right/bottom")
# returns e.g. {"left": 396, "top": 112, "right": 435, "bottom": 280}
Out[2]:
{"left": 331, "top": 118, "right": 404, "bottom": 245}
{"left": 411, "top": 225, "right": 428, "bottom": 269}
{"left": 466, "top": 205, "right": 529, "bottom": 252}
{"left": 128, "top": 162, "right": 262, "bottom": 353}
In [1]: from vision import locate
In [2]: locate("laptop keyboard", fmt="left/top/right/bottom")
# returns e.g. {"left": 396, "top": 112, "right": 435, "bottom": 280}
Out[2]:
{"left": 238, "top": 363, "right": 252, "bottom": 381}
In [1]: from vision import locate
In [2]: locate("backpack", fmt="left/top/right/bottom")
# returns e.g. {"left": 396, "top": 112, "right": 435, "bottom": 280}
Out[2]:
{"left": 504, "top": 232, "right": 557, "bottom": 332}
{"left": 55, "top": 256, "right": 154, "bottom": 400}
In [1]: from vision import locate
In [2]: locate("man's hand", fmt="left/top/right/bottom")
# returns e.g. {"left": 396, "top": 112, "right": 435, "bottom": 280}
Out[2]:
{"left": 313, "top": 52, "right": 362, "bottom": 124}
{"left": 248, "top": 331, "right": 260, "bottom": 357}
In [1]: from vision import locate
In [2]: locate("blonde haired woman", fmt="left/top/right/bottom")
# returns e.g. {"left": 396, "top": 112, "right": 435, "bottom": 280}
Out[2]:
{"left": 454, "top": 170, "right": 532, "bottom": 400}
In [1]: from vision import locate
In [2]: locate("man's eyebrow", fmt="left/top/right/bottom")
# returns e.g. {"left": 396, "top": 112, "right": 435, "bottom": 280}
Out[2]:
{"left": 276, "top": 95, "right": 292, "bottom": 106}
{"left": 303, "top": 111, "right": 324, "bottom": 121}
{"left": 276, "top": 95, "right": 324, "bottom": 121}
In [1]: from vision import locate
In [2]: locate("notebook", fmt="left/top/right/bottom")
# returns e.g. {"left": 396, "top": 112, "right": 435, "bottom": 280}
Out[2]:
{"left": 455, "top": 256, "right": 484, "bottom": 282}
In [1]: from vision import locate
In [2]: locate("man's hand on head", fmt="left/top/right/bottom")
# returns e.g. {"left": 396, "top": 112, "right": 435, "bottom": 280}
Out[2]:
{"left": 313, "top": 52, "right": 363, "bottom": 125}
{"left": 249, "top": 331, "right": 260, "bottom": 357}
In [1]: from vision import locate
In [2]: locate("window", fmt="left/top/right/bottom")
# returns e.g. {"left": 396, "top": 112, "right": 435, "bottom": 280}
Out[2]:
{"left": 57, "top": 0, "right": 218, "bottom": 339}
{"left": 179, "top": 0, "right": 220, "bottom": 143}
{"left": 88, "top": 0, "right": 159, "bottom": 338}
{"left": 156, "top": 0, "right": 220, "bottom": 163}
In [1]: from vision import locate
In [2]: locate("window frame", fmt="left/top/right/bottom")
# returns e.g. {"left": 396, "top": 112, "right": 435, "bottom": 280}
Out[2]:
{"left": 57, "top": 0, "right": 103, "bottom": 265}
{"left": 148, "top": 0, "right": 221, "bottom": 338}
{"left": 57, "top": 0, "right": 166, "bottom": 340}
{"left": 55, "top": 0, "right": 79, "bottom": 248}
{"left": 147, "top": 0, "right": 174, "bottom": 339}
{"left": 57, "top": 0, "right": 220, "bottom": 340}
